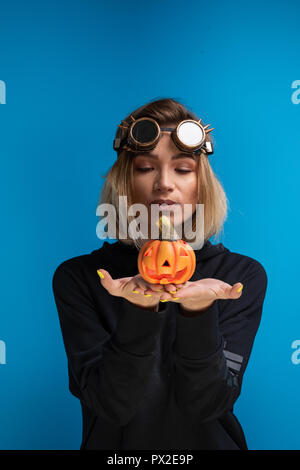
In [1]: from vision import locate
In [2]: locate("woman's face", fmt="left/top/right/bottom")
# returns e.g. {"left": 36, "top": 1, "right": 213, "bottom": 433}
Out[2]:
{"left": 131, "top": 128, "right": 198, "bottom": 239}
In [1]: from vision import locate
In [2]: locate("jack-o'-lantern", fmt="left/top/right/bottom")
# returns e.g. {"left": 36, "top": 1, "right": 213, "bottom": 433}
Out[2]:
{"left": 137, "top": 216, "right": 196, "bottom": 285}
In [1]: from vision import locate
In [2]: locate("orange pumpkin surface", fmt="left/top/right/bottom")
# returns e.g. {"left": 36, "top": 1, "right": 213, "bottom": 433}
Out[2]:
{"left": 138, "top": 239, "right": 196, "bottom": 285}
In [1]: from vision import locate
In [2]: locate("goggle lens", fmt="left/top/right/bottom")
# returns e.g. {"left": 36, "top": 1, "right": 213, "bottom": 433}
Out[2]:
{"left": 177, "top": 121, "right": 204, "bottom": 147}
{"left": 131, "top": 120, "right": 158, "bottom": 144}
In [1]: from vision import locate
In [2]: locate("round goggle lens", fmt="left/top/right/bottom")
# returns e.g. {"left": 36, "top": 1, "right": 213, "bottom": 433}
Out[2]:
{"left": 131, "top": 120, "right": 158, "bottom": 144}
{"left": 177, "top": 121, "right": 204, "bottom": 147}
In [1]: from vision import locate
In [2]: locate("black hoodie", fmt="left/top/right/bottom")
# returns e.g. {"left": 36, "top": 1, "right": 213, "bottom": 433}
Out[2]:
{"left": 52, "top": 239, "right": 268, "bottom": 450}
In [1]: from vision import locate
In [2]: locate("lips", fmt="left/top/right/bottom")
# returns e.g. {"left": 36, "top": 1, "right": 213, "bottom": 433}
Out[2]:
{"left": 150, "top": 199, "right": 178, "bottom": 205}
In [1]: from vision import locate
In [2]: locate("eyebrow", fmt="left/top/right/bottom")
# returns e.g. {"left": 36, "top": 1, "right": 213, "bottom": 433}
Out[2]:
{"left": 134, "top": 152, "right": 196, "bottom": 161}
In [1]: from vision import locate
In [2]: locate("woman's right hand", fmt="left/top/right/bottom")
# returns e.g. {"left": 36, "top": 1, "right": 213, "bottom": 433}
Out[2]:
{"left": 97, "top": 269, "right": 184, "bottom": 312}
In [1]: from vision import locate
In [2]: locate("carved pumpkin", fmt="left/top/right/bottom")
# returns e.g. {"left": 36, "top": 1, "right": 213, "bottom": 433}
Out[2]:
{"left": 138, "top": 238, "right": 196, "bottom": 284}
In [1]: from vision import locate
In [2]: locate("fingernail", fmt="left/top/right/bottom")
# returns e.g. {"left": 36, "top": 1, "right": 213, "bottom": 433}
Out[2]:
{"left": 170, "top": 290, "right": 177, "bottom": 294}
{"left": 158, "top": 289, "right": 164, "bottom": 292}
{"left": 172, "top": 297, "right": 180, "bottom": 300}
{"left": 144, "top": 294, "right": 152, "bottom": 297}
{"left": 237, "top": 284, "right": 243, "bottom": 293}
{"left": 132, "top": 290, "right": 139, "bottom": 294}
{"left": 160, "top": 299, "right": 168, "bottom": 302}
{"left": 97, "top": 270, "right": 104, "bottom": 279}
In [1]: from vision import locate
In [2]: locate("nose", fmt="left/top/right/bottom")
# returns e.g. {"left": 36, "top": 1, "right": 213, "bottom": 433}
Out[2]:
{"left": 154, "top": 168, "right": 175, "bottom": 192}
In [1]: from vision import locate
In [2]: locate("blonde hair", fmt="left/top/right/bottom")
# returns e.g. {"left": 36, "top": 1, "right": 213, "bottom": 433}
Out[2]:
{"left": 97, "top": 98, "right": 229, "bottom": 250}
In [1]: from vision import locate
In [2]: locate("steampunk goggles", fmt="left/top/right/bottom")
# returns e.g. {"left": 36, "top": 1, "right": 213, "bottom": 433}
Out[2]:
{"left": 113, "top": 115, "right": 214, "bottom": 156}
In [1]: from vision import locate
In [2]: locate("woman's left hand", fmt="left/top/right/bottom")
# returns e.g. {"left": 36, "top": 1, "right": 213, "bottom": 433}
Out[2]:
{"left": 144, "top": 278, "right": 243, "bottom": 312}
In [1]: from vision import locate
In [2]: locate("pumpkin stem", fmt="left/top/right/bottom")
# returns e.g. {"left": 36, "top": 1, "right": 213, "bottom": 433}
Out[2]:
{"left": 156, "top": 215, "right": 180, "bottom": 241}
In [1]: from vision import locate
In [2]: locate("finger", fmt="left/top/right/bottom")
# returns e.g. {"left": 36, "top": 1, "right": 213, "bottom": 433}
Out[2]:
{"left": 141, "top": 280, "right": 165, "bottom": 295}
{"left": 136, "top": 280, "right": 160, "bottom": 297}
{"left": 164, "top": 283, "right": 178, "bottom": 294}
{"left": 175, "top": 282, "right": 189, "bottom": 291}
{"left": 169, "top": 283, "right": 204, "bottom": 301}
{"left": 160, "top": 283, "right": 184, "bottom": 297}
{"left": 133, "top": 275, "right": 163, "bottom": 294}
{"left": 129, "top": 275, "right": 146, "bottom": 295}
{"left": 132, "top": 280, "right": 147, "bottom": 295}
{"left": 146, "top": 283, "right": 164, "bottom": 294}
{"left": 131, "top": 284, "right": 141, "bottom": 295}
{"left": 97, "top": 268, "right": 119, "bottom": 295}
{"left": 194, "top": 279, "right": 236, "bottom": 299}
{"left": 155, "top": 281, "right": 185, "bottom": 298}
{"left": 159, "top": 289, "right": 174, "bottom": 302}
{"left": 215, "top": 282, "right": 243, "bottom": 299}
{"left": 231, "top": 283, "right": 244, "bottom": 298}
{"left": 159, "top": 294, "right": 173, "bottom": 303}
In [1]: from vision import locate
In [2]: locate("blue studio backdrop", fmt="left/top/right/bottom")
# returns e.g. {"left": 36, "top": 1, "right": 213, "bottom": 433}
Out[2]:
{"left": 0, "top": 0, "right": 299, "bottom": 450}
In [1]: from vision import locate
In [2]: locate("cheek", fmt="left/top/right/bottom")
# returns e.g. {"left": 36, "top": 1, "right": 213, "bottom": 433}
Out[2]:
{"left": 132, "top": 177, "right": 151, "bottom": 201}
{"left": 183, "top": 175, "right": 198, "bottom": 202}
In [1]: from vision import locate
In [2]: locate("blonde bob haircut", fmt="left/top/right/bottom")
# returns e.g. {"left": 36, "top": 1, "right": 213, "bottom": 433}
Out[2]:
{"left": 98, "top": 97, "right": 229, "bottom": 250}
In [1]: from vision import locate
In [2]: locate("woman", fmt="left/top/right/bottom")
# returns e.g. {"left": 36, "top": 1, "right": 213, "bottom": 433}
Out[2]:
{"left": 52, "top": 98, "right": 268, "bottom": 450}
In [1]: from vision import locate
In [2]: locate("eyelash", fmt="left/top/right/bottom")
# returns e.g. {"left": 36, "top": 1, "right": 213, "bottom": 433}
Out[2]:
{"left": 136, "top": 168, "right": 191, "bottom": 174}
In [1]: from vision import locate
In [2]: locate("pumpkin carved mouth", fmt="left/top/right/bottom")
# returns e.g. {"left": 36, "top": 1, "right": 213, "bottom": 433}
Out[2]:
{"left": 145, "top": 266, "right": 188, "bottom": 281}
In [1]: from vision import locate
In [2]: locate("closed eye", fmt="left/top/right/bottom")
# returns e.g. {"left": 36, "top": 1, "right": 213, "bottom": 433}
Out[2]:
{"left": 136, "top": 168, "right": 192, "bottom": 173}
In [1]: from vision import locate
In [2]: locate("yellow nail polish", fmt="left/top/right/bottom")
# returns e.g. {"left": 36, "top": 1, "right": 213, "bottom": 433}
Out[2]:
{"left": 237, "top": 284, "right": 243, "bottom": 293}
{"left": 172, "top": 297, "right": 180, "bottom": 300}
{"left": 170, "top": 290, "right": 176, "bottom": 294}
{"left": 97, "top": 270, "right": 104, "bottom": 279}
{"left": 160, "top": 299, "right": 168, "bottom": 302}
{"left": 132, "top": 290, "right": 139, "bottom": 294}
{"left": 144, "top": 294, "right": 152, "bottom": 297}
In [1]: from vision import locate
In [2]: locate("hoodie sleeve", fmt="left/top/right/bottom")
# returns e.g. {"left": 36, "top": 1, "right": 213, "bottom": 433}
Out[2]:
{"left": 52, "top": 262, "right": 166, "bottom": 427}
{"left": 173, "top": 260, "right": 268, "bottom": 423}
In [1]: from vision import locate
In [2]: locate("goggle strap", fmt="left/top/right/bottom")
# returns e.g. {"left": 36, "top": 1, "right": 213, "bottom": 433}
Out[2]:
{"left": 121, "top": 146, "right": 209, "bottom": 156}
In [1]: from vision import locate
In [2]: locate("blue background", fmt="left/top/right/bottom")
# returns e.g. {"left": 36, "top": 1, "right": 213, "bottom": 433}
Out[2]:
{"left": 0, "top": 0, "right": 299, "bottom": 450}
